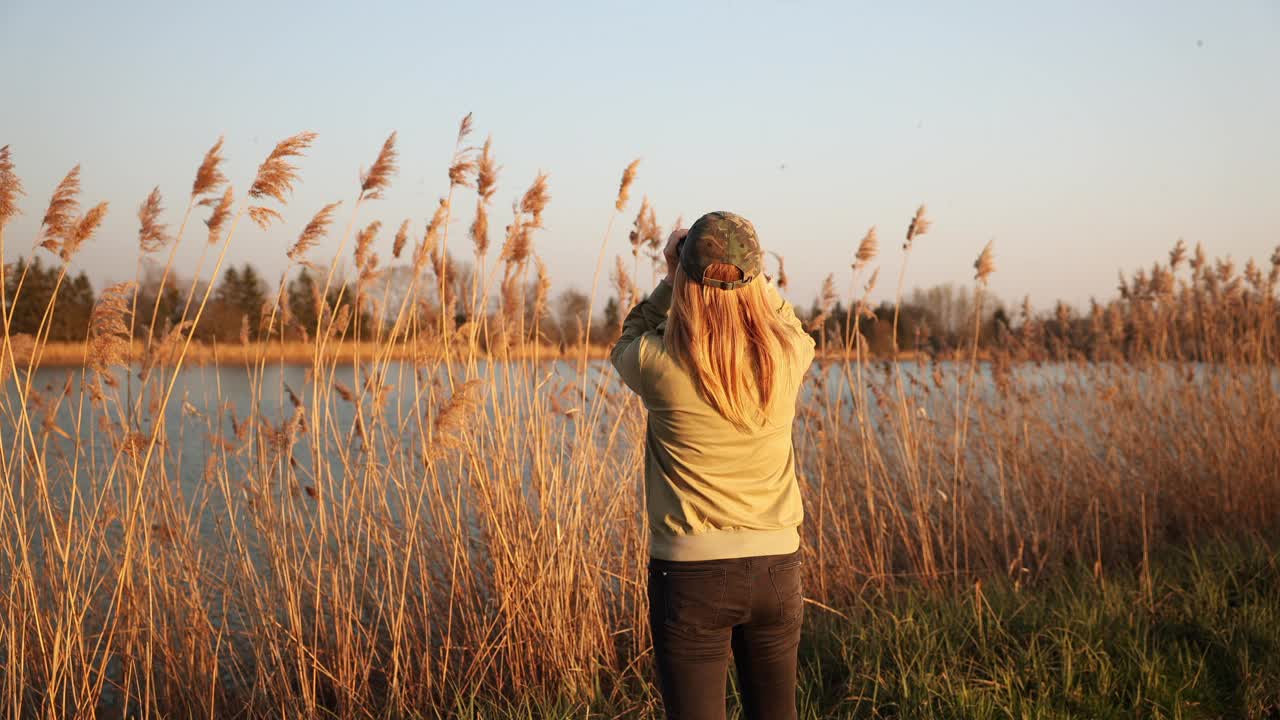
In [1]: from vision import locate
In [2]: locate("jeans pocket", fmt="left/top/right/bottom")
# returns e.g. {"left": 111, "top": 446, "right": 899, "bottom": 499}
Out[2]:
{"left": 660, "top": 567, "right": 728, "bottom": 631}
{"left": 769, "top": 558, "right": 804, "bottom": 625}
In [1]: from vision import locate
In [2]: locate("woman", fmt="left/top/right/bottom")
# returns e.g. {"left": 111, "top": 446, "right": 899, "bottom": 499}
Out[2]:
{"left": 610, "top": 211, "right": 816, "bottom": 720}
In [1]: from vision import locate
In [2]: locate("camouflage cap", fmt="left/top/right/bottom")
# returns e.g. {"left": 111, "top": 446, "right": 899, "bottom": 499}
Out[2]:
{"left": 680, "top": 211, "right": 763, "bottom": 290}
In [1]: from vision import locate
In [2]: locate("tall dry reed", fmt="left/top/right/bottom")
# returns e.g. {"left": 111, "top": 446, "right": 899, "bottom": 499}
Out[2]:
{"left": 0, "top": 126, "right": 1277, "bottom": 718}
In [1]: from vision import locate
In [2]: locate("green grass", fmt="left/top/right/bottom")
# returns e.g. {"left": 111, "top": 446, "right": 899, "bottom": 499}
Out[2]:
{"left": 795, "top": 536, "right": 1280, "bottom": 719}
{"left": 437, "top": 537, "right": 1280, "bottom": 719}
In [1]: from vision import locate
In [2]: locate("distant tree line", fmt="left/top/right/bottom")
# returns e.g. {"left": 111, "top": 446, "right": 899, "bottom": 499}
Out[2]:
{"left": 3, "top": 256, "right": 96, "bottom": 340}
{"left": 3, "top": 256, "right": 629, "bottom": 348}
{"left": 804, "top": 283, "right": 1007, "bottom": 356}
{"left": 7, "top": 244, "right": 1277, "bottom": 365}
{"left": 2, "top": 258, "right": 368, "bottom": 344}
{"left": 800, "top": 242, "right": 1280, "bottom": 363}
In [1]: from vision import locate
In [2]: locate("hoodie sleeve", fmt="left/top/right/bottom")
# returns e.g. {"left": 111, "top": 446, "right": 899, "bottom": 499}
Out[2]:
{"left": 762, "top": 278, "right": 817, "bottom": 365}
{"left": 610, "top": 279, "right": 674, "bottom": 395}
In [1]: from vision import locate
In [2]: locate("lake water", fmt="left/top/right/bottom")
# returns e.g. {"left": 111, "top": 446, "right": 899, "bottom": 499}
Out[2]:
{"left": 4, "top": 356, "right": 1271, "bottom": 563}
{"left": 7, "top": 357, "right": 1254, "bottom": 480}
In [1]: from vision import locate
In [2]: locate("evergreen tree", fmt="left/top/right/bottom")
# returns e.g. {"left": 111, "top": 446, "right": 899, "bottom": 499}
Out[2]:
{"left": 287, "top": 268, "right": 320, "bottom": 340}
{"left": 49, "top": 271, "right": 95, "bottom": 340}
{"left": 282, "top": 268, "right": 373, "bottom": 341}
{"left": 3, "top": 256, "right": 95, "bottom": 341}
{"left": 134, "top": 266, "right": 183, "bottom": 340}
{"left": 602, "top": 297, "right": 619, "bottom": 338}
{"left": 205, "top": 263, "right": 268, "bottom": 342}
{"left": 235, "top": 264, "right": 268, "bottom": 325}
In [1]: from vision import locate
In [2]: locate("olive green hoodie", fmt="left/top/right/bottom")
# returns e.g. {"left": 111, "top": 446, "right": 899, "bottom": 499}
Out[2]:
{"left": 610, "top": 278, "right": 816, "bottom": 561}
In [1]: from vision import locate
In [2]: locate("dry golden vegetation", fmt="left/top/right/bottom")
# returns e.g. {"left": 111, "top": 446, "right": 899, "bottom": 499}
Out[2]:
{"left": 0, "top": 125, "right": 1278, "bottom": 718}
{"left": 28, "top": 340, "right": 608, "bottom": 368}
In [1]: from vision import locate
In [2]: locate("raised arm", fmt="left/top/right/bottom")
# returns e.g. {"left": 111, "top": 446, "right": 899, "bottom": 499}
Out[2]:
{"left": 761, "top": 277, "right": 816, "bottom": 359}
{"left": 611, "top": 227, "right": 687, "bottom": 394}
{"left": 609, "top": 280, "right": 673, "bottom": 394}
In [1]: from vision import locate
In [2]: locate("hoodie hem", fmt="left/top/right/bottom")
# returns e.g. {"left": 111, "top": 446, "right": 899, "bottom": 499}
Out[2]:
{"left": 649, "top": 526, "right": 800, "bottom": 562}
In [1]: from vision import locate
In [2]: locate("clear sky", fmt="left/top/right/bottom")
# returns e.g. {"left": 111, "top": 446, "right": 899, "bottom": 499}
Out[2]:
{"left": 2, "top": 0, "right": 1277, "bottom": 311}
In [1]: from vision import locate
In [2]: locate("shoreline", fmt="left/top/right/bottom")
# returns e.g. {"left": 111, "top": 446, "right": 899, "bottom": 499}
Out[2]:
{"left": 16, "top": 340, "right": 984, "bottom": 368}
{"left": 19, "top": 340, "right": 613, "bottom": 367}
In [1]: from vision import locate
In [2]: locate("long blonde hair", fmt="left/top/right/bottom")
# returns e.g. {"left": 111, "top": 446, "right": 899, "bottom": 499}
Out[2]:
{"left": 664, "top": 262, "right": 798, "bottom": 432}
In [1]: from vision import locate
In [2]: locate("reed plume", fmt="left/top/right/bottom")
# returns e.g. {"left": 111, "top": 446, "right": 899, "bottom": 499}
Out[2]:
{"left": 0, "top": 145, "right": 23, "bottom": 232}
{"left": 448, "top": 115, "right": 477, "bottom": 188}
{"left": 974, "top": 240, "right": 995, "bottom": 283}
{"left": 359, "top": 253, "right": 382, "bottom": 285}
{"left": 520, "top": 172, "right": 550, "bottom": 227}
{"left": 354, "top": 221, "right": 381, "bottom": 271}
{"left": 87, "top": 281, "right": 136, "bottom": 387}
{"left": 469, "top": 137, "right": 500, "bottom": 258}
{"left": 289, "top": 201, "right": 341, "bottom": 262}
{"left": 476, "top": 136, "right": 499, "bottom": 202}
{"left": 360, "top": 131, "right": 398, "bottom": 199}
{"left": 456, "top": 112, "right": 474, "bottom": 144}
{"left": 449, "top": 153, "right": 476, "bottom": 189}
{"left": 770, "top": 251, "right": 789, "bottom": 291}
{"left": 1243, "top": 258, "right": 1262, "bottom": 293}
{"left": 629, "top": 197, "right": 659, "bottom": 258}
{"left": 533, "top": 254, "right": 551, "bottom": 322}
{"left": 856, "top": 267, "right": 880, "bottom": 319}
{"left": 1055, "top": 302, "right": 1072, "bottom": 329}
{"left": 274, "top": 281, "right": 296, "bottom": 330}
{"left": 1153, "top": 264, "right": 1176, "bottom": 296}
{"left": 140, "top": 320, "right": 193, "bottom": 380}
{"left": 905, "top": 203, "right": 931, "bottom": 246}
{"left": 283, "top": 382, "right": 302, "bottom": 409}
{"left": 889, "top": 203, "right": 932, "bottom": 355}
{"left": 615, "top": 158, "right": 640, "bottom": 211}
{"left": 1217, "top": 258, "right": 1235, "bottom": 284}
{"left": 39, "top": 165, "right": 81, "bottom": 254}
{"left": 203, "top": 186, "right": 234, "bottom": 245}
{"left": 470, "top": 204, "right": 490, "bottom": 257}
{"left": 500, "top": 269, "right": 522, "bottom": 336}
{"left": 137, "top": 187, "right": 171, "bottom": 253}
{"left": 807, "top": 273, "right": 837, "bottom": 332}
{"left": 416, "top": 197, "right": 450, "bottom": 271}
{"left": 431, "top": 250, "right": 457, "bottom": 322}
{"left": 249, "top": 132, "right": 316, "bottom": 203}
{"left": 328, "top": 303, "right": 352, "bottom": 339}
{"left": 61, "top": 201, "right": 108, "bottom": 261}
{"left": 392, "top": 219, "right": 410, "bottom": 260}
{"left": 247, "top": 206, "right": 283, "bottom": 230}
{"left": 1020, "top": 295, "right": 1035, "bottom": 324}
{"left": 247, "top": 131, "right": 316, "bottom": 229}
{"left": 611, "top": 255, "right": 636, "bottom": 333}
{"left": 854, "top": 226, "right": 878, "bottom": 270}
{"left": 500, "top": 213, "right": 531, "bottom": 265}
{"left": 1169, "top": 238, "right": 1187, "bottom": 271}
{"left": 428, "top": 379, "right": 483, "bottom": 457}
{"left": 1190, "top": 242, "right": 1207, "bottom": 274}
{"left": 192, "top": 136, "right": 227, "bottom": 199}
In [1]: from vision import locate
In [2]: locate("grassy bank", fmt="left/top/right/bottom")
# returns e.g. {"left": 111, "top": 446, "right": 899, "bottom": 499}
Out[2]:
{"left": 448, "top": 537, "right": 1280, "bottom": 719}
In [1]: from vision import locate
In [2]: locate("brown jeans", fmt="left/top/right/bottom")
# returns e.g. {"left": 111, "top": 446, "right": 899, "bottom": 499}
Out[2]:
{"left": 647, "top": 548, "right": 804, "bottom": 720}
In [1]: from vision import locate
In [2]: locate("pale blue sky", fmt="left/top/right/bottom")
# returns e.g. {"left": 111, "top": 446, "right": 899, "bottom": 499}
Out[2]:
{"left": 1, "top": 0, "right": 1277, "bottom": 310}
